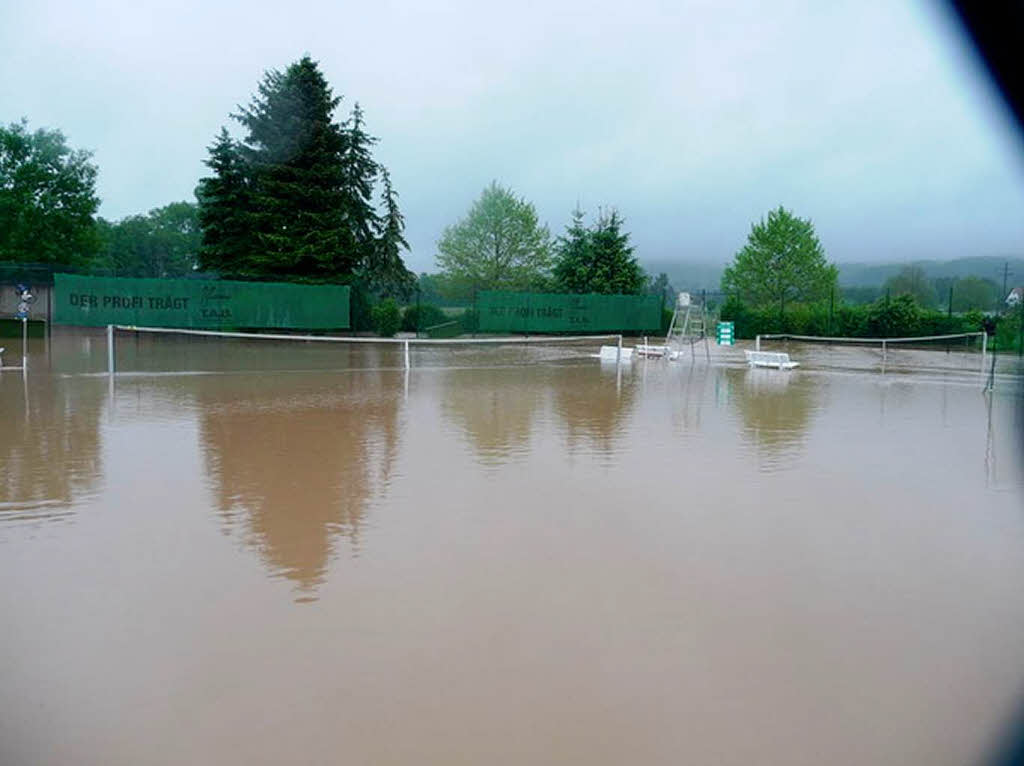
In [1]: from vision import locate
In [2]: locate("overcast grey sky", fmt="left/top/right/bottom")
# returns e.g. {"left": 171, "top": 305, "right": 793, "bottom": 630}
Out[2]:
{"left": 3, "top": 0, "right": 1023, "bottom": 273}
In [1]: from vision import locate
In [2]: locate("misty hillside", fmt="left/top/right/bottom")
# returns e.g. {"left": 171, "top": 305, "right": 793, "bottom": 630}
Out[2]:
{"left": 643, "top": 255, "right": 1024, "bottom": 292}
{"left": 834, "top": 256, "right": 1024, "bottom": 287}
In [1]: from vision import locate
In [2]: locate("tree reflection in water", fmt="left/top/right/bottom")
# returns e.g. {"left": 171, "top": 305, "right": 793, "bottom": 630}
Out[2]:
{"left": 551, "top": 363, "right": 637, "bottom": 456}
{"left": 198, "top": 371, "right": 402, "bottom": 596}
{"left": 440, "top": 367, "right": 546, "bottom": 465}
{"left": 0, "top": 373, "right": 105, "bottom": 522}
{"left": 726, "top": 367, "right": 821, "bottom": 470}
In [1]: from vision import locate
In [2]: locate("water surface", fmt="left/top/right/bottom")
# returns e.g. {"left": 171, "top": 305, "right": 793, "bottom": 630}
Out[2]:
{"left": 2, "top": 330, "right": 1022, "bottom": 765}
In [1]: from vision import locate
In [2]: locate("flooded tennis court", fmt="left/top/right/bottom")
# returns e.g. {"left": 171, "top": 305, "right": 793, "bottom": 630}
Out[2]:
{"left": 2, "top": 329, "right": 1023, "bottom": 765}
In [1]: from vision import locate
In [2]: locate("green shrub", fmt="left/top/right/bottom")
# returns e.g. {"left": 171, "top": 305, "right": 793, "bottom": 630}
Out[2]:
{"left": 867, "top": 295, "right": 919, "bottom": 337}
{"left": 372, "top": 298, "right": 401, "bottom": 337}
{"left": 401, "top": 304, "right": 448, "bottom": 333}
{"left": 426, "top": 320, "right": 462, "bottom": 339}
{"left": 661, "top": 307, "right": 673, "bottom": 333}
{"left": 834, "top": 305, "right": 868, "bottom": 337}
{"left": 459, "top": 307, "right": 479, "bottom": 333}
{"left": 348, "top": 280, "right": 375, "bottom": 332}
{"left": 961, "top": 310, "right": 985, "bottom": 331}
{"left": 719, "top": 294, "right": 983, "bottom": 340}
{"left": 995, "top": 308, "right": 1024, "bottom": 352}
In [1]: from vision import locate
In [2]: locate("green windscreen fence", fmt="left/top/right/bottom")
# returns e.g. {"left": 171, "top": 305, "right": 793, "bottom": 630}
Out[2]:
{"left": 478, "top": 291, "right": 661, "bottom": 333}
{"left": 54, "top": 274, "right": 350, "bottom": 329}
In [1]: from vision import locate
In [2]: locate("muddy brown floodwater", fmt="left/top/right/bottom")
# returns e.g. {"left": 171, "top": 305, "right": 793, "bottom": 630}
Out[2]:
{"left": 1, "top": 329, "right": 1023, "bottom": 765}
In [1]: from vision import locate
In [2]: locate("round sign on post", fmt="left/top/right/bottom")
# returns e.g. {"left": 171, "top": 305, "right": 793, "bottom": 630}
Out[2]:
{"left": 14, "top": 285, "right": 33, "bottom": 370}
{"left": 14, "top": 285, "right": 33, "bottom": 319}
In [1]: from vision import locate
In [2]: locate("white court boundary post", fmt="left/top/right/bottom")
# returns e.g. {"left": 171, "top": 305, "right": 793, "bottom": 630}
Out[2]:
{"left": 107, "top": 324, "right": 114, "bottom": 375}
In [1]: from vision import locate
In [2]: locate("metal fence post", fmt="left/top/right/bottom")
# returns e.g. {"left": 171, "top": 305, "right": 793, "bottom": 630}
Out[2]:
{"left": 828, "top": 287, "right": 834, "bottom": 336}
{"left": 1018, "top": 308, "right": 1023, "bottom": 357}
{"left": 107, "top": 324, "right": 114, "bottom": 375}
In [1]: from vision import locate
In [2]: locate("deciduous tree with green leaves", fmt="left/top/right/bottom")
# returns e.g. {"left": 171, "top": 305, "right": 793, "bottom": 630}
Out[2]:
{"left": 950, "top": 275, "right": 998, "bottom": 312}
{"left": 0, "top": 119, "right": 99, "bottom": 264}
{"left": 883, "top": 265, "right": 935, "bottom": 308}
{"left": 646, "top": 272, "right": 675, "bottom": 303}
{"left": 96, "top": 201, "right": 201, "bottom": 277}
{"left": 721, "top": 206, "right": 837, "bottom": 316}
{"left": 435, "top": 182, "right": 552, "bottom": 298}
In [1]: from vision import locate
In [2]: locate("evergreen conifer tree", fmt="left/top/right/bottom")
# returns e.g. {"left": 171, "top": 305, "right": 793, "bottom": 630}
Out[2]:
{"left": 552, "top": 207, "right": 645, "bottom": 294}
{"left": 588, "top": 210, "right": 645, "bottom": 294}
{"left": 367, "top": 168, "right": 415, "bottom": 298}
{"left": 339, "top": 103, "right": 382, "bottom": 271}
{"left": 197, "top": 56, "right": 410, "bottom": 285}
{"left": 233, "top": 56, "right": 350, "bottom": 279}
{"left": 196, "top": 129, "right": 252, "bottom": 275}
{"left": 552, "top": 206, "right": 592, "bottom": 293}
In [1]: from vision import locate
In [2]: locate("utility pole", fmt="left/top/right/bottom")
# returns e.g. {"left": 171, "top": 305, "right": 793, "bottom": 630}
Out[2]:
{"left": 947, "top": 286, "right": 953, "bottom": 354}
{"left": 1001, "top": 261, "right": 1010, "bottom": 313}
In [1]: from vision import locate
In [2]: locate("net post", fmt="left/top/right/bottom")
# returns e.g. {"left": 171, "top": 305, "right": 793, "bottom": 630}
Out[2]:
{"left": 617, "top": 334, "right": 622, "bottom": 364}
{"left": 107, "top": 324, "right": 115, "bottom": 375}
{"left": 756, "top": 335, "right": 761, "bottom": 351}
{"left": 403, "top": 339, "right": 410, "bottom": 370}
{"left": 981, "top": 331, "right": 987, "bottom": 372}
{"left": 22, "top": 317, "right": 28, "bottom": 370}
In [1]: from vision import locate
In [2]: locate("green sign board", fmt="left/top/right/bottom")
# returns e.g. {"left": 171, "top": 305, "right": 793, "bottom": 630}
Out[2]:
{"left": 717, "top": 321, "right": 735, "bottom": 345}
{"left": 54, "top": 274, "right": 350, "bottom": 330}
{"left": 478, "top": 291, "right": 661, "bottom": 333}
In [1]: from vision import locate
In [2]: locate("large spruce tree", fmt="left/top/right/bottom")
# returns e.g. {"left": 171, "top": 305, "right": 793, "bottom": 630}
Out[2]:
{"left": 197, "top": 56, "right": 409, "bottom": 284}
{"left": 196, "top": 129, "right": 251, "bottom": 275}
{"left": 553, "top": 207, "right": 646, "bottom": 295}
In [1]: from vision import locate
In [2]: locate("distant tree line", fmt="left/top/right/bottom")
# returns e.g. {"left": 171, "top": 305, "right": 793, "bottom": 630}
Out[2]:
{"left": 430, "top": 181, "right": 669, "bottom": 302}
{"left": 717, "top": 208, "right": 1007, "bottom": 343}
{"left": 1, "top": 60, "right": 1016, "bottom": 341}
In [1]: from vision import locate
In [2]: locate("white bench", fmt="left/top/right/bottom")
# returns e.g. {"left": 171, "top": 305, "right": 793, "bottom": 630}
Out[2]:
{"left": 598, "top": 345, "right": 633, "bottom": 361}
{"left": 634, "top": 343, "right": 669, "bottom": 357}
{"left": 745, "top": 350, "right": 799, "bottom": 370}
